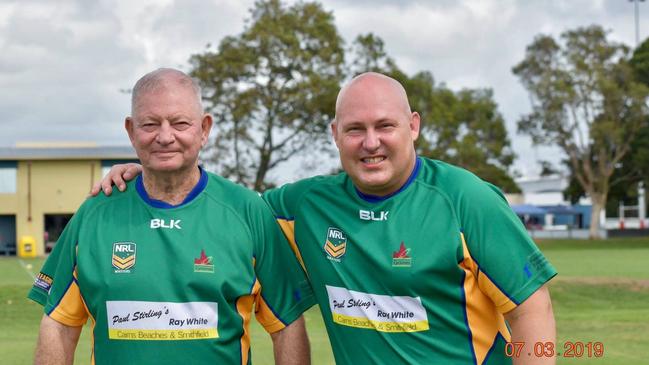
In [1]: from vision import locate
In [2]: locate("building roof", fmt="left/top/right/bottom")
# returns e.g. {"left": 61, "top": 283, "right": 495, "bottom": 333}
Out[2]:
{"left": 0, "top": 145, "right": 137, "bottom": 160}
{"left": 539, "top": 205, "right": 581, "bottom": 215}
{"left": 515, "top": 174, "right": 567, "bottom": 194}
{"left": 511, "top": 204, "right": 548, "bottom": 215}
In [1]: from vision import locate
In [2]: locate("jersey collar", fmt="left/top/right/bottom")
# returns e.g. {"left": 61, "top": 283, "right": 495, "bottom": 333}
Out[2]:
{"left": 354, "top": 157, "right": 422, "bottom": 203}
{"left": 136, "top": 166, "right": 208, "bottom": 209}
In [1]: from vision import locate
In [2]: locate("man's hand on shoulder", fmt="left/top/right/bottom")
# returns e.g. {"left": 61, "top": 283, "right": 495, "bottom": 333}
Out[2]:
{"left": 90, "top": 163, "right": 143, "bottom": 197}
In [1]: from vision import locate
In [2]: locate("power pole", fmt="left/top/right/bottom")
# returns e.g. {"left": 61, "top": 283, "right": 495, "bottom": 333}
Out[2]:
{"left": 631, "top": 0, "right": 646, "bottom": 47}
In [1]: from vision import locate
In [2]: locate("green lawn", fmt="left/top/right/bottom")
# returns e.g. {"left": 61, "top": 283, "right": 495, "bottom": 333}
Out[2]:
{"left": 538, "top": 237, "right": 649, "bottom": 279}
{"left": 2, "top": 237, "right": 648, "bottom": 364}
{"left": 536, "top": 238, "right": 649, "bottom": 364}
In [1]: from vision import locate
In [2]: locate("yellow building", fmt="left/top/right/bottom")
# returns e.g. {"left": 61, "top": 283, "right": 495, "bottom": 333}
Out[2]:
{"left": 0, "top": 144, "right": 137, "bottom": 256}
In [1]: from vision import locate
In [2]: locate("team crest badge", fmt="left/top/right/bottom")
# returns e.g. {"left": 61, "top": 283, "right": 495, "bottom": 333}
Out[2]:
{"left": 112, "top": 242, "right": 136, "bottom": 273}
{"left": 392, "top": 242, "right": 412, "bottom": 267}
{"left": 324, "top": 227, "right": 347, "bottom": 261}
{"left": 194, "top": 249, "right": 214, "bottom": 273}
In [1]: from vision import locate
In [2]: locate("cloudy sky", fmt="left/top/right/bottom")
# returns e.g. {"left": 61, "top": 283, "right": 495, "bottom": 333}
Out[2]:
{"left": 0, "top": 0, "right": 645, "bottom": 182}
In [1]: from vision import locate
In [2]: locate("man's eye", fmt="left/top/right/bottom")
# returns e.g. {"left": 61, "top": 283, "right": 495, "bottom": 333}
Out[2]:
{"left": 174, "top": 121, "right": 191, "bottom": 130}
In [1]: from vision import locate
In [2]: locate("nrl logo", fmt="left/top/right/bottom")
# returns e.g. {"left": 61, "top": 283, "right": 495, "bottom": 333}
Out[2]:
{"left": 112, "top": 242, "right": 136, "bottom": 273}
{"left": 324, "top": 227, "right": 347, "bottom": 261}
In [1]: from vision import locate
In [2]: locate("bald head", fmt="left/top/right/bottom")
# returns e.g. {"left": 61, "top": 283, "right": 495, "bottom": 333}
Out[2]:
{"left": 131, "top": 68, "right": 203, "bottom": 116}
{"left": 330, "top": 71, "right": 420, "bottom": 197}
{"left": 335, "top": 72, "right": 412, "bottom": 122}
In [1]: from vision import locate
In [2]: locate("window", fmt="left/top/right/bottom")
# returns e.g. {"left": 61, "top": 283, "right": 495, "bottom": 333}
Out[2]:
{"left": 0, "top": 162, "right": 17, "bottom": 194}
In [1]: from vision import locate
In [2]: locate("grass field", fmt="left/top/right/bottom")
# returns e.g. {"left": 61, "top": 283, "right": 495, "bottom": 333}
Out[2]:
{"left": 1, "top": 237, "right": 648, "bottom": 364}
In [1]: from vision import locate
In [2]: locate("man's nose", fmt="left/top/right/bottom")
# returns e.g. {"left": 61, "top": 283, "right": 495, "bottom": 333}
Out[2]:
{"left": 156, "top": 123, "right": 175, "bottom": 145}
{"left": 362, "top": 129, "right": 380, "bottom": 151}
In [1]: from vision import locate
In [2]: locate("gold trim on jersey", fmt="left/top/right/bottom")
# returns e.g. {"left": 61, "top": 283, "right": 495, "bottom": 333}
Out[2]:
{"left": 459, "top": 233, "right": 512, "bottom": 364}
{"left": 236, "top": 273, "right": 260, "bottom": 365}
{"left": 49, "top": 267, "right": 89, "bottom": 327}
{"left": 255, "top": 295, "right": 287, "bottom": 334}
{"left": 276, "top": 218, "right": 308, "bottom": 274}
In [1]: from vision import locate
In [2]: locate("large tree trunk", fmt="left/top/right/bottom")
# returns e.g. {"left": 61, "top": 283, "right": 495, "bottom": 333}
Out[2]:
{"left": 254, "top": 151, "right": 271, "bottom": 192}
{"left": 589, "top": 193, "right": 606, "bottom": 239}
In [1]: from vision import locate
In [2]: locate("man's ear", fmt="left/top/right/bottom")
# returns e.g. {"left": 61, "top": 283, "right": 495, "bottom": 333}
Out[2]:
{"left": 125, "top": 117, "right": 135, "bottom": 143}
{"left": 331, "top": 120, "right": 340, "bottom": 148}
{"left": 409, "top": 112, "right": 420, "bottom": 141}
{"left": 201, "top": 114, "right": 213, "bottom": 147}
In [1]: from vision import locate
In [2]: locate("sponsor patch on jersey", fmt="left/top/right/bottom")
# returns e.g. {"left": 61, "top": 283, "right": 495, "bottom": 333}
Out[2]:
{"left": 324, "top": 227, "right": 347, "bottom": 262}
{"left": 106, "top": 300, "right": 218, "bottom": 340}
{"left": 392, "top": 242, "right": 412, "bottom": 267}
{"left": 326, "top": 285, "right": 429, "bottom": 333}
{"left": 112, "top": 242, "right": 136, "bottom": 273}
{"left": 524, "top": 251, "right": 549, "bottom": 278}
{"left": 194, "top": 249, "right": 214, "bottom": 273}
{"left": 33, "top": 272, "right": 53, "bottom": 292}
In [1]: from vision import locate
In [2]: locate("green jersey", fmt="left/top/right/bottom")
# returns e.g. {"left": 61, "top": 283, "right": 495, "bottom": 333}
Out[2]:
{"left": 29, "top": 169, "right": 314, "bottom": 365}
{"left": 264, "top": 157, "right": 556, "bottom": 365}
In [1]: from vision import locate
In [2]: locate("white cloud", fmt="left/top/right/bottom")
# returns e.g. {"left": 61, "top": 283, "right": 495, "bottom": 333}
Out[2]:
{"left": 0, "top": 0, "right": 646, "bottom": 179}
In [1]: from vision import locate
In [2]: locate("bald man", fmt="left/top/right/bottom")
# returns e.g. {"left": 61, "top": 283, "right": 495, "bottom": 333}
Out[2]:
{"left": 94, "top": 72, "right": 557, "bottom": 365}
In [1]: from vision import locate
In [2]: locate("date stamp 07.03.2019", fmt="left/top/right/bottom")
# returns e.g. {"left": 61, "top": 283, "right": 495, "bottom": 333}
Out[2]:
{"left": 505, "top": 341, "right": 604, "bottom": 358}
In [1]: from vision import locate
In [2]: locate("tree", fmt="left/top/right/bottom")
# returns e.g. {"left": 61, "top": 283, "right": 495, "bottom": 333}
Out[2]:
{"left": 348, "top": 33, "right": 398, "bottom": 76}
{"left": 190, "top": 0, "right": 345, "bottom": 191}
{"left": 631, "top": 37, "right": 649, "bottom": 85}
{"left": 626, "top": 37, "right": 649, "bottom": 202}
{"left": 419, "top": 85, "right": 519, "bottom": 192}
{"left": 512, "top": 25, "right": 649, "bottom": 238}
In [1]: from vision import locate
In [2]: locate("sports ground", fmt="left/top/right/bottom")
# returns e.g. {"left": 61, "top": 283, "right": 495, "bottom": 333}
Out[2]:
{"left": 1, "top": 237, "right": 648, "bottom": 364}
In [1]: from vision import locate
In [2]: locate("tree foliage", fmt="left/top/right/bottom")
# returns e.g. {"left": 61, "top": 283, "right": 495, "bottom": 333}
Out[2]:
{"left": 418, "top": 85, "right": 519, "bottom": 192}
{"left": 631, "top": 37, "right": 649, "bottom": 85}
{"left": 190, "top": 0, "right": 344, "bottom": 191}
{"left": 348, "top": 33, "right": 398, "bottom": 76}
{"left": 512, "top": 25, "right": 649, "bottom": 237}
{"left": 566, "top": 37, "right": 649, "bottom": 215}
{"left": 190, "top": 1, "right": 519, "bottom": 193}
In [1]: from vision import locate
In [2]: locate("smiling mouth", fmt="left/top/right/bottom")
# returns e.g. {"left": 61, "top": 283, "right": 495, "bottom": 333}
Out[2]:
{"left": 361, "top": 156, "right": 385, "bottom": 164}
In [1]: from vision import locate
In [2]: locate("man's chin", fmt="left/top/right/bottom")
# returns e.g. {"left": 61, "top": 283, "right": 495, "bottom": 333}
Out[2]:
{"left": 144, "top": 162, "right": 188, "bottom": 174}
{"left": 354, "top": 175, "right": 394, "bottom": 196}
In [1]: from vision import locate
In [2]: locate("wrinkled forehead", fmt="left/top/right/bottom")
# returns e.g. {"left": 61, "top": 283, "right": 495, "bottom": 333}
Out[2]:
{"left": 132, "top": 82, "right": 202, "bottom": 117}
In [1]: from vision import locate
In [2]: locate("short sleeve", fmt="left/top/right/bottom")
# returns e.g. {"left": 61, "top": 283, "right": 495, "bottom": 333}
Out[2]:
{"left": 27, "top": 205, "right": 89, "bottom": 326}
{"left": 457, "top": 178, "right": 557, "bottom": 312}
{"left": 245, "top": 195, "right": 315, "bottom": 333}
{"left": 262, "top": 184, "right": 295, "bottom": 218}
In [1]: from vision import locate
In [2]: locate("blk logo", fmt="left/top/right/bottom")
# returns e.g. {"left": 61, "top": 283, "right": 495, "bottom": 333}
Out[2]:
{"left": 150, "top": 219, "right": 182, "bottom": 229}
{"left": 359, "top": 210, "right": 389, "bottom": 221}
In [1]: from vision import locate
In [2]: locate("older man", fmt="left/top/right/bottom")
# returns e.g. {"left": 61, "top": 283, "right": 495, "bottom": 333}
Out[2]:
{"left": 95, "top": 72, "right": 557, "bottom": 365}
{"left": 29, "top": 68, "right": 314, "bottom": 365}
